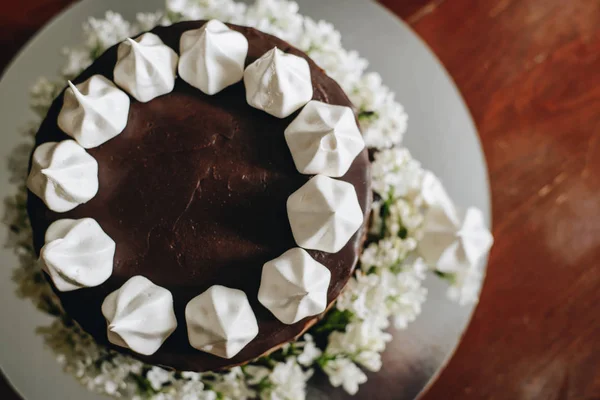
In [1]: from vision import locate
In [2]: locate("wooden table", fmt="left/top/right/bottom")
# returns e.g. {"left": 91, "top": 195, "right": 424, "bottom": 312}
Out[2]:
{"left": 1, "top": 0, "right": 599, "bottom": 399}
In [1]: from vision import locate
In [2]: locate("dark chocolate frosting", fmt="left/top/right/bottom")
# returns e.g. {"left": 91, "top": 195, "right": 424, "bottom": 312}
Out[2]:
{"left": 27, "top": 21, "right": 371, "bottom": 372}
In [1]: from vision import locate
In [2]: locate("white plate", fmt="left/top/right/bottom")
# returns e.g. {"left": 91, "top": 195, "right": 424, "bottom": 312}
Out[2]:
{"left": 0, "top": 1, "right": 491, "bottom": 399}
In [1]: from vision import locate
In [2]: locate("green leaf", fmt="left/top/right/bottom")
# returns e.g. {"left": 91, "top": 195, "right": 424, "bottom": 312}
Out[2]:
{"left": 434, "top": 270, "right": 456, "bottom": 284}
{"left": 256, "top": 376, "right": 274, "bottom": 392}
{"left": 378, "top": 191, "right": 395, "bottom": 238}
{"left": 398, "top": 226, "right": 408, "bottom": 239}
{"left": 358, "top": 110, "right": 378, "bottom": 123}
{"left": 130, "top": 372, "right": 157, "bottom": 396}
{"left": 313, "top": 309, "right": 354, "bottom": 334}
{"left": 315, "top": 354, "right": 337, "bottom": 368}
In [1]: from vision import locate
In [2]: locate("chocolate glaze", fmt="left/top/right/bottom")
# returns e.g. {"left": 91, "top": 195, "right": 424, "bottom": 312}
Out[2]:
{"left": 27, "top": 21, "right": 372, "bottom": 372}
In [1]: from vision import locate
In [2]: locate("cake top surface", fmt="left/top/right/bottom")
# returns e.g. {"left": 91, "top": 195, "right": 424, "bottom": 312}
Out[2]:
{"left": 27, "top": 20, "right": 371, "bottom": 371}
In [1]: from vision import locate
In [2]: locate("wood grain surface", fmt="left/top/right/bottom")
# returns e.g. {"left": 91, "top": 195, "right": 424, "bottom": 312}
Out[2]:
{"left": 1, "top": 0, "right": 599, "bottom": 399}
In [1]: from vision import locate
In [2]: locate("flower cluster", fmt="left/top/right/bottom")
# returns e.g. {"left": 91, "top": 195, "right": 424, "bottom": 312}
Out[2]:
{"left": 166, "top": 0, "right": 248, "bottom": 24}
{"left": 30, "top": 78, "right": 63, "bottom": 116}
{"left": 318, "top": 257, "right": 427, "bottom": 394}
{"left": 4, "top": 1, "right": 492, "bottom": 399}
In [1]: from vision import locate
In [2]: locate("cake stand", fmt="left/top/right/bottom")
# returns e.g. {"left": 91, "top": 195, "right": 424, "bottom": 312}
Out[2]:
{"left": 0, "top": 0, "right": 491, "bottom": 399}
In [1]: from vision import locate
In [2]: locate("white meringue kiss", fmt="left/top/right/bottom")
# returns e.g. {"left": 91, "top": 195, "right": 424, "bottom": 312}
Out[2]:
{"left": 41, "top": 218, "right": 115, "bottom": 292}
{"left": 244, "top": 47, "right": 313, "bottom": 118}
{"left": 258, "top": 248, "right": 331, "bottom": 324}
{"left": 185, "top": 285, "right": 258, "bottom": 359}
{"left": 114, "top": 32, "right": 179, "bottom": 102}
{"left": 419, "top": 201, "right": 494, "bottom": 272}
{"left": 285, "top": 100, "right": 365, "bottom": 177}
{"left": 102, "top": 276, "right": 177, "bottom": 356}
{"left": 179, "top": 20, "right": 249, "bottom": 95}
{"left": 27, "top": 140, "right": 99, "bottom": 212}
{"left": 287, "top": 175, "right": 364, "bottom": 253}
{"left": 58, "top": 75, "right": 130, "bottom": 148}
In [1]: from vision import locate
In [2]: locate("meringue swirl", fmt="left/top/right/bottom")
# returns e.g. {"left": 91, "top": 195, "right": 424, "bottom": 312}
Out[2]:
{"left": 243, "top": 47, "right": 313, "bottom": 118}
{"left": 114, "top": 32, "right": 179, "bottom": 102}
{"left": 287, "top": 175, "right": 364, "bottom": 253}
{"left": 58, "top": 75, "right": 130, "bottom": 149}
{"left": 102, "top": 276, "right": 178, "bottom": 356}
{"left": 258, "top": 248, "right": 331, "bottom": 324}
{"left": 186, "top": 285, "right": 259, "bottom": 359}
{"left": 27, "top": 140, "right": 99, "bottom": 212}
{"left": 179, "top": 20, "right": 249, "bottom": 95}
{"left": 41, "top": 218, "right": 115, "bottom": 292}
{"left": 285, "top": 100, "right": 365, "bottom": 177}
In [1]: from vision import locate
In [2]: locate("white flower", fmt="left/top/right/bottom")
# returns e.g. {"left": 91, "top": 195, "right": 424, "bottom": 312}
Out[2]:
{"left": 322, "top": 358, "right": 367, "bottom": 395}
{"left": 83, "top": 11, "right": 132, "bottom": 54}
{"left": 360, "top": 237, "right": 417, "bottom": 271}
{"left": 354, "top": 351, "right": 382, "bottom": 372}
{"left": 350, "top": 73, "right": 409, "bottom": 149}
{"left": 371, "top": 148, "right": 424, "bottom": 200}
{"left": 294, "top": 18, "right": 341, "bottom": 53}
{"left": 135, "top": 11, "right": 170, "bottom": 31}
{"left": 244, "top": 365, "right": 271, "bottom": 385}
{"left": 325, "top": 321, "right": 391, "bottom": 372}
{"left": 147, "top": 366, "right": 173, "bottom": 391}
{"left": 61, "top": 47, "right": 92, "bottom": 79}
{"left": 380, "top": 262, "right": 428, "bottom": 329}
{"left": 336, "top": 271, "right": 389, "bottom": 328}
{"left": 246, "top": 0, "right": 303, "bottom": 43}
{"left": 170, "top": 379, "right": 217, "bottom": 400}
{"left": 30, "top": 77, "right": 62, "bottom": 117}
{"left": 387, "top": 199, "right": 423, "bottom": 237}
{"left": 212, "top": 367, "right": 255, "bottom": 400}
{"left": 297, "top": 334, "right": 322, "bottom": 367}
{"left": 165, "top": 0, "right": 189, "bottom": 13}
{"left": 166, "top": 0, "right": 247, "bottom": 23}
{"left": 181, "top": 371, "right": 202, "bottom": 381}
{"left": 263, "top": 358, "right": 312, "bottom": 400}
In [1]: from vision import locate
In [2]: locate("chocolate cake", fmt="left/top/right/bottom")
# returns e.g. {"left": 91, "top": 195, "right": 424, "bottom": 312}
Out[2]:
{"left": 26, "top": 20, "right": 371, "bottom": 372}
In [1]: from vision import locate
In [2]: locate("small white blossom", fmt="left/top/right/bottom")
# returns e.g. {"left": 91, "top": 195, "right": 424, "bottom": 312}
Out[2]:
{"left": 135, "top": 11, "right": 170, "bottom": 31}
{"left": 351, "top": 73, "right": 408, "bottom": 148}
{"left": 336, "top": 271, "right": 389, "bottom": 328}
{"left": 169, "top": 379, "right": 217, "bottom": 400}
{"left": 297, "top": 334, "right": 322, "bottom": 367}
{"left": 354, "top": 351, "right": 382, "bottom": 372}
{"left": 244, "top": 365, "right": 271, "bottom": 386}
{"left": 30, "top": 77, "right": 62, "bottom": 116}
{"left": 83, "top": 11, "right": 132, "bottom": 55}
{"left": 322, "top": 358, "right": 367, "bottom": 395}
{"left": 211, "top": 367, "right": 255, "bottom": 400}
{"left": 371, "top": 148, "right": 424, "bottom": 200}
{"left": 147, "top": 366, "right": 173, "bottom": 391}
{"left": 262, "top": 358, "right": 312, "bottom": 400}
{"left": 294, "top": 18, "right": 341, "bottom": 53}
{"left": 326, "top": 321, "right": 391, "bottom": 371}
{"left": 181, "top": 371, "right": 202, "bottom": 381}
{"left": 167, "top": 0, "right": 248, "bottom": 23}
{"left": 381, "top": 261, "right": 428, "bottom": 329}
{"left": 387, "top": 199, "right": 423, "bottom": 237}
{"left": 246, "top": 0, "right": 303, "bottom": 43}
{"left": 360, "top": 237, "right": 417, "bottom": 270}
{"left": 61, "top": 47, "right": 92, "bottom": 79}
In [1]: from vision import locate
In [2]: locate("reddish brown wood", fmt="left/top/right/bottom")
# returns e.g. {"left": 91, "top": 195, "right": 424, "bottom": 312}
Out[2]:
{"left": 2, "top": 0, "right": 600, "bottom": 399}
